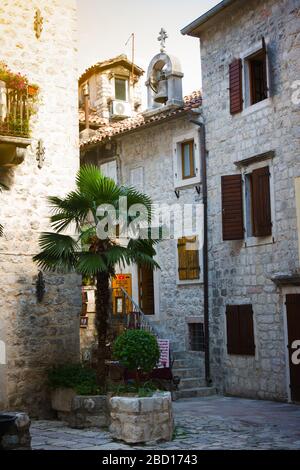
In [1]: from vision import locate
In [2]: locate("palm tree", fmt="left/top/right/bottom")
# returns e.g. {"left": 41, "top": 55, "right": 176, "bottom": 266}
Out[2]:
{"left": 33, "top": 165, "right": 159, "bottom": 387}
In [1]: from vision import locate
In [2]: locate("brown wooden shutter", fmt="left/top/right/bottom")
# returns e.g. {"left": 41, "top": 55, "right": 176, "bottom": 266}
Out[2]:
{"left": 221, "top": 175, "right": 244, "bottom": 241}
{"left": 238, "top": 304, "right": 255, "bottom": 355}
{"left": 251, "top": 166, "right": 272, "bottom": 237}
{"left": 229, "top": 58, "right": 243, "bottom": 114}
{"left": 138, "top": 266, "right": 155, "bottom": 315}
{"left": 226, "top": 304, "right": 255, "bottom": 355}
{"left": 178, "top": 237, "right": 200, "bottom": 280}
{"left": 226, "top": 305, "right": 240, "bottom": 354}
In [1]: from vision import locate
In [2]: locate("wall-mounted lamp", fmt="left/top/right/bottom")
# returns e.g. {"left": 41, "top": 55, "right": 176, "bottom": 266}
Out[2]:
{"left": 195, "top": 185, "right": 201, "bottom": 195}
{"left": 36, "top": 271, "right": 45, "bottom": 303}
{"left": 36, "top": 139, "right": 45, "bottom": 169}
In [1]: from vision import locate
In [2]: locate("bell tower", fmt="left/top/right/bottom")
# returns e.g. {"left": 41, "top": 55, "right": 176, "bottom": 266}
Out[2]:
{"left": 145, "top": 28, "right": 184, "bottom": 111}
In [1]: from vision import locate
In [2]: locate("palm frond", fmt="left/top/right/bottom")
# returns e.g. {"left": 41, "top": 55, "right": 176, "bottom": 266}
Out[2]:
{"left": 49, "top": 191, "right": 92, "bottom": 232}
{"left": 77, "top": 165, "right": 122, "bottom": 206}
{"left": 76, "top": 252, "right": 107, "bottom": 276}
{"left": 33, "top": 232, "right": 79, "bottom": 273}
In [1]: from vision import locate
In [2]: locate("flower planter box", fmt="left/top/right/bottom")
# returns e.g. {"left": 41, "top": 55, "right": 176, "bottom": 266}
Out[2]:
{"left": 51, "top": 388, "right": 109, "bottom": 429}
{"left": 109, "top": 391, "right": 174, "bottom": 444}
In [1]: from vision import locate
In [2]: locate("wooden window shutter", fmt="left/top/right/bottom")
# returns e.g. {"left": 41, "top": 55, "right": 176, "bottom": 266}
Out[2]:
{"left": 226, "top": 305, "right": 239, "bottom": 354}
{"left": 238, "top": 304, "right": 255, "bottom": 355}
{"left": 229, "top": 58, "right": 243, "bottom": 114}
{"left": 251, "top": 166, "right": 272, "bottom": 237}
{"left": 221, "top": 175, "right": 244, "bottom": 241}
{"left": 178, "top": 237, "right": 200, "bottom": 281}
{"left": 226, "top": 304, "right": 255, "bottom": 356}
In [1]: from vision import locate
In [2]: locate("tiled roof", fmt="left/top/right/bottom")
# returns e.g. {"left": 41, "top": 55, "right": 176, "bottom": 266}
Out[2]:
{"left": 79, "top": 54, "right": 144, "bottom": 85}
{"left": 80, "top": 90, "right": 202, "bottom": 148}
{"left": 79, "top": 108, "right": 108, "bottom": 127}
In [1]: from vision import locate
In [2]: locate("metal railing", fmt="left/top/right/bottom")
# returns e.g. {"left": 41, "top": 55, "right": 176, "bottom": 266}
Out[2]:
{"left": 0, "top": 83, "right": 31, "bottom": 137}
{"left": 111, "top": 286, "right": 159, "bottom": 337}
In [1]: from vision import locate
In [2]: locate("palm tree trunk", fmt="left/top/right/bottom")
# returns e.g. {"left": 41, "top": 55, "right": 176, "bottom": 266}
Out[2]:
{"left": 95, "top": 271, "right": 110, "bottom": 387}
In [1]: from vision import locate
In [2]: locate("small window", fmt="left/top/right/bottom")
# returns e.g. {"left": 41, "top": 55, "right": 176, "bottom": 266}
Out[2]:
{"left": 226, "top": 305, "right": 255, "bottom": 356}
{"left": 245, "top": 166, "right": 272, "bottom": 237}
{"left": 188, "top": 323, "right": 205, "bottom": 352}
{"left": 115, "top": 78, "right": 127, "bottom": 101}
{"left": 181, "top": 141, "right": 195, "bottom": 179}
{"left": 177, "top": 236, "right": 200, "bottom": 281}
{"left": 247, "top": 49, "right": 268, "bottom": 105}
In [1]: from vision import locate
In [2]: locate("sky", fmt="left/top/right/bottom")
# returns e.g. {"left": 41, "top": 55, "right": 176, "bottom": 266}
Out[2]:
{"left": 77, "top": 0, "right": 221, "bottom": 100}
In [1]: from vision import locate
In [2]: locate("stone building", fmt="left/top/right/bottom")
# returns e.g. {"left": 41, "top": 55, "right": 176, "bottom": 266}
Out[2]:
{"left": 0, "top": 0, "right": 81, "bottom": 416}
{"left": 182, "top": 0, "right": 300, "bottom": 402}
{"left": 80, "top": 40, "right": 215, "bottom": 398}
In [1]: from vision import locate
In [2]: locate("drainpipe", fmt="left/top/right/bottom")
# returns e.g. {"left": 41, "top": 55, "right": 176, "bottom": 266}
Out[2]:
{"left": 83, "top": 82, "right": 90, "bottom": 131}
{"left": 189, "top": 115, "right": 212, "bottom": 386}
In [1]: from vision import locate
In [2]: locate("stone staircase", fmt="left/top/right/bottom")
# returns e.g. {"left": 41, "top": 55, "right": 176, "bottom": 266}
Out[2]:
{"left": 172, "top": 351, "right": 216, "bottom": 400}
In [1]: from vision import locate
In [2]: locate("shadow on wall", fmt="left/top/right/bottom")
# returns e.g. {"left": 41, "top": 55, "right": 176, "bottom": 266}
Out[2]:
{"left": 6, "top": 271, "right": 81, "bottom": 418}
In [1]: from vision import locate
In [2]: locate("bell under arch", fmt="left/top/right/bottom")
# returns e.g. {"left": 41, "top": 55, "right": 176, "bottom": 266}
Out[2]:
{"left": 145, "top": 48, "right": 184, "bottom": 110}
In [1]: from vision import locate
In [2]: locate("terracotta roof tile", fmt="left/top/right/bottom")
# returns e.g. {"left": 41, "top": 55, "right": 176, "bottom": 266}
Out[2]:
{"left": 80, "top": 90, "right": 202, "bottom": 148}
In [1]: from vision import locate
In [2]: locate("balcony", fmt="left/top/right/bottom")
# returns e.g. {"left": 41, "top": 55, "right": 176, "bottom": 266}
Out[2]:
{"left": 0, "top": 63, "right": 38, "bottom": 167}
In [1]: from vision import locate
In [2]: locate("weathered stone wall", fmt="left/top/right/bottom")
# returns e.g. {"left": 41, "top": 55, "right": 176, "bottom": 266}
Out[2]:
{"left": 0, "top": 0, "right": 81, "bottom": 416}
{"left": 116, "top": 117, "right": 205, "bottom": 362}
{"left": 199, "top": 0, "right": 300, "bottom": 400}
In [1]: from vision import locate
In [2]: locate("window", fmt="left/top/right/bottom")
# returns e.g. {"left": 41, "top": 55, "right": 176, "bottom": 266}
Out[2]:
{"left": 177, "top": 236, "right": 200, "bottom": 281}
{"left": 188, "top": 323, "right": 205, "bottom": 352}
{"left": 100, "top": 160, "right": 117, "bottom": 183}
{"left": 221, "top": 166, "right": 272, "bottom": 241}
{"left": 247, "top": 49, "right": 268, "bottom": 105}
{"left": 181, "top": 141, "right": 195, "bottom": 179}
{"left": 226, "top": 305, "right": 255, "bottom": 356}
{"left": 245, "top": 166, "right": 272, "bottom": 237}
{"left": 229, "top": 38, "right": 269, "bottom": 114}
{"left": 115, "top": 78, "right": 127, "bottom": 101}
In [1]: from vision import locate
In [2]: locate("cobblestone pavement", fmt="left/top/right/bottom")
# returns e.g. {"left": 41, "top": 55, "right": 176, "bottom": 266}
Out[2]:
{"left": 31, "top": 396, "right": 300, "bottom": 450}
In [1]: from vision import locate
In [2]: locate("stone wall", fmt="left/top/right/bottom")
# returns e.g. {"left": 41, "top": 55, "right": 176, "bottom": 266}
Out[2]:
{"left": 199, "top": 0, "right": 300, "bottom": 400}
{"left": 0, "top": 0, "right": 81, "bottom": 416}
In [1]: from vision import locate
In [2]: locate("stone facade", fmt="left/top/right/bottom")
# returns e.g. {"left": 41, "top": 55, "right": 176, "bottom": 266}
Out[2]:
{"left": 0, "top": 0, "right": 81, "bottom": 416}
{"left": 189, "top": 0, "right": 300, "bottom": 400}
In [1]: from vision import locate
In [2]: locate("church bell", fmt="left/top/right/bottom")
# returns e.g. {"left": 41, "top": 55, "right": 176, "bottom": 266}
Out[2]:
{"left": 154, "top": 78, "right": 168, "bottom": 104}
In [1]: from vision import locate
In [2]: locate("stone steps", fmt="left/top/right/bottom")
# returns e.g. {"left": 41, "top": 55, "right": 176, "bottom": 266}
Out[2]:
{"left": 174, "top": 386, "right": 217, "bottom": 400}
{"left": 178, "top": 377, "right": 207, "bottom": 390}
{"left": 172, "top": 351, "right": 215, "bottom": 400}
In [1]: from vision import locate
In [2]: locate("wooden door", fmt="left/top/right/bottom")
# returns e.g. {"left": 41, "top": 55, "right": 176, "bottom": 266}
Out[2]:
{"left": 286, "top": 294, "right": 300, "bottom": 402}
{"left": 138, "top": 266, "right": 155, "bottom": 315}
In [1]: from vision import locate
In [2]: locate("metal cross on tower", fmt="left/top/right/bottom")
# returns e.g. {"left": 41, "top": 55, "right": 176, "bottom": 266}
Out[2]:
{"left": 158, "top": 28, "right": 168, "bottom": 53}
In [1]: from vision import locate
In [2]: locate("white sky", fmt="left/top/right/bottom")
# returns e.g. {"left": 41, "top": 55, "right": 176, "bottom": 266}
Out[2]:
{"left": 77, "top": 0, "right": 221, "bottom": 99}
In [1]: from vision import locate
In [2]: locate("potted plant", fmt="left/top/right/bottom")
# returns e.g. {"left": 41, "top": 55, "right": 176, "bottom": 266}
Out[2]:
{"left": 48, "top": 364, "right": 108, "bottom": 429}
{"left": 109, "top": 329, "right": 174, "bottom": 444}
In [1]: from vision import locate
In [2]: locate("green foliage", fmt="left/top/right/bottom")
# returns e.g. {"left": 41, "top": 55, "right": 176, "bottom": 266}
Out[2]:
{"left": 47, "top": 364, "right": 100, "bottom": 395}
{"left": 33, "top": 165, "right": 160, "bottom": 277}
{"left": 113, "top": 330, "right": 160, "bottom": 374}
{"left": 108, "top": 380, "right": 157, "bottom": 397}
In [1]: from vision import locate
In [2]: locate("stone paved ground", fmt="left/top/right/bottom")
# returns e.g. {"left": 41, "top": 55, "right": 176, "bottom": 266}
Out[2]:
{"left": 31, "top": 396, "right": 300, "bottom": 450}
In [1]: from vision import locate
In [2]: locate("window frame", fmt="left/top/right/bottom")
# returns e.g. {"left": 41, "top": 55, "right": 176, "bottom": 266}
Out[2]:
{"left": 176, "top": 236, "right": 203, "bottom": 285}
{"left": 242, "top": 159, "right": 275, "bottom": 247}
{"left": 114, "top": 76, "right": 128, "bottom": 102}
{"left": 240, "top": 39, "right": 270, "bottom": 111}
{"left": 173, "top": 130, "right": 200, "bottom": 189}
{"left": 188, "top": 322, "right": 205, "bottom": 352}
{"left": 181, "top": 140, "right": 196, "bottom": 180}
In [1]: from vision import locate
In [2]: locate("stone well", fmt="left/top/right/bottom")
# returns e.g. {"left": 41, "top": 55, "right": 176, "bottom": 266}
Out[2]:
{"left": 109, "top": 391, "right": 174, "bottom": 444}
{"left": 0, "top": 412, "right": 31, "bottom": 450}
{"left": 51, "top": 388, "right": 108, "bottom": 429}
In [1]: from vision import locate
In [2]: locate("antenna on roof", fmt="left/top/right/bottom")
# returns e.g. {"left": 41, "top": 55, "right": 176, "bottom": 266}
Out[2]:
{"left": 125, "top": 33, "right": 136, "bottom": 85}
